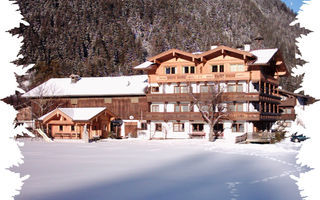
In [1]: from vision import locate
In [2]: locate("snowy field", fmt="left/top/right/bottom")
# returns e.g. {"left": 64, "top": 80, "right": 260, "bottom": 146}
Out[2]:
{"left": 12, "top": 139, "right": 309, "bottom": 200}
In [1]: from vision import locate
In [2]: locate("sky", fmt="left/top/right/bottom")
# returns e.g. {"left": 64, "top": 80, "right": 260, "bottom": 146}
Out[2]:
{"left": 281, "top": 0, "right": 304, "bottom": 13}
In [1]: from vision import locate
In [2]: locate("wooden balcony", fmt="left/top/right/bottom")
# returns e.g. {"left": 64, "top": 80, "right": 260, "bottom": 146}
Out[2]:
{"left": 149, "top": 71, "right": 280, "bottom": 85}
{"left": 147, "top": 92, "right": 281, "bottom": 103}
{"left": 145, "top": 112, "right": 203, "bottom": 121}
{"left": 149, "top": 72, "right": 252, "bottom": 83}
{"left": 145, "top": 111, "right": 280, "bottom": 121}
{"left": 279, "top": 113, "right": 296, "bottom": 121}
{"left": 280, "top": 98, "right": 296, "bottom": 107}
{"left": 227, "top": 112, "right": 261, "bottom": 121}
{"left": 222, "top": 92, "right": 260, "bottom": 102}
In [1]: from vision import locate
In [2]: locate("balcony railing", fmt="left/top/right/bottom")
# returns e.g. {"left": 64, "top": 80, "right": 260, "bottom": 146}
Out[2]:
{"left": 279, "top": 113, "right": 296, "bottom": 121}
{"left": 149, "top": 72, "right": 252, "bottom": 83}
{"left": 145, "top": 111, "right": 280, "bottom": 121}
{"left": 146, "top": 92, "right": 281, "bottom": 103}
{"left": 280, "top": 98, "right": 296, "bottom": 107}
{"left": 145, "top": 112, "right": 203, "bottom": 121}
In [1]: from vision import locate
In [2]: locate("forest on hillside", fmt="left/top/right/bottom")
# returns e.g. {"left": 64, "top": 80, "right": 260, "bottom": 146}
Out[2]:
{"left": 9, "top": 0, "right": 309, "bottom": 91}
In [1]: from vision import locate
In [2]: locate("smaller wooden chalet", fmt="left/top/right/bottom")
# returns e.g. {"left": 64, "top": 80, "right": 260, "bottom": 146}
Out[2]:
{"left": 38, "top": 107, "right": 115, "bottom": 140}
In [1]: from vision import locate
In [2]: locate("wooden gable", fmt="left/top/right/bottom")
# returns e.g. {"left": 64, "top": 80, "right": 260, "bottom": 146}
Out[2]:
{"left": 196, "top": 45, "right": 256, "bottom": 62}
{"left": 41, "top": 109, "right": 74, "bottom": 125}
{"left": 148, "top": 49, "right": 196, "bottom": 64}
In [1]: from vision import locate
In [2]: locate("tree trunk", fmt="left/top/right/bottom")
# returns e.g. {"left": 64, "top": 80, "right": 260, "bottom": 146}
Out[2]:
{"left": 209, "top": 125, "right": 215, "bottom": 142}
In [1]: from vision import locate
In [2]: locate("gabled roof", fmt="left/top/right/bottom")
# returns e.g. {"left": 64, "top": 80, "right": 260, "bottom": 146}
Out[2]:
{"left": 22, "top": 75, "right": 148, "bottom": 98}
{"left": 39, "top": 107, "right": 113, "bottom": 122}
{"left": 147, "top": 49, "right": 196, "bottom": 63}
{"left": 250, "top": 49, "right": 288, "bottom": 76}
{"left": 250, "top": 49, "right": 278, "bottom": 65}
{"left": 196, "top": 45, "right": 255, "bottom": 60}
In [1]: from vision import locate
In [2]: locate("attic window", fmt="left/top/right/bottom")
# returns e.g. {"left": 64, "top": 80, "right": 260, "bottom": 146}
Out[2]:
{"left": 230, "top": 64, "right": 245, "bottom": 72}
{"left": 212, "top": 65, "right": 224, "bottom": 73}
{"left": 131, "top": 97, "right": 139, "bottom": 103}
{"left": 183, "top": 66, "right": 195, "bottom": 74}
{"left": 104, "top": 98, "right": 112, "bottom": 103}
{"left": 71, "top": 99, "right": 78, "bottom": 105}
{"left": 165, "top": 67, "right": 176, "bottom": 74}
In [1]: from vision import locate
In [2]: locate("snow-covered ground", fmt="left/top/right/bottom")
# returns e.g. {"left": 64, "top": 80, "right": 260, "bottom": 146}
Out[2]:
{"left": 12, "top": 139, "right": 309, "bottom": 200}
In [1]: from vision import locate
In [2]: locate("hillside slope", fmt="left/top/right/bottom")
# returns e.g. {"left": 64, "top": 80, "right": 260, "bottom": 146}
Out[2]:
{"left": 10, "top": 0, "right": 307, "bottom": 91}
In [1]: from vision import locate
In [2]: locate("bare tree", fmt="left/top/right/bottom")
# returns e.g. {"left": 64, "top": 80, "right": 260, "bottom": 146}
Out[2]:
{"left": 190, "top": 84, "right": 229, "bottom": 142}
{"left": 30, "top": 82, "right": 65, "bottom": 129}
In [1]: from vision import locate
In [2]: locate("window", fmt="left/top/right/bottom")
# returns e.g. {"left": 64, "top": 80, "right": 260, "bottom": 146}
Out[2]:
{"left": 183, "top": 66, "right": 195, "bottom": 74}
{"left": 104, "top": 98, "right": 112, "bottom": 103}
{"left": 155, "top": 123, "right": 162, "bottom": 131}
{"left": 219, "top": 65, "right": 224, "bottom": 72}
{"left": 141, "top": 123, "right": 147, "bottom": 130}
{"left": 200, "top": 105, "right": 211, "bottom": 112}
{"left": 192, "top": 124, "right": 204, "bottom": 132}
{"left": 175, "top": 104, "right": 189, "bottom": 112}
{"left": 200, "top": 85, "right": 216, "bottom": 93}
{"left": 174, "top": 86, "right": 189, "bottom": 93}
{"left": 232, "top": 123, "right": 244, "bottom": 132}
{"left": 230, "top": 64, "right": 245, "bottom": 72}
{"left": 151, "top": 87, "right": 159, "bottom": 93}
{"left": 59, "top": 125, "right": 63, "bottom": 131}
{"left": 71, "top": 125, "right": 75, "bottom": 131}
{"left": 71, "top": 99, "right": 78, "bottom": 105}
{"left": 173, "top": 123, "right": 184, "bottom": 132}
{"left": 212, "top": 65, "right": 218, "bottom": 72}
{"left": 165, "top": 66, "right": 176, "bottom": 74}
{"left": 212, "top": 65, "right": 224, "bottom": 73}
{"left": 227, "top": 84, "right": 243, "bottom": 92}
{"left": 151, "top": 105, "right": 159, "bottom": 112}
{"left": 131, "top": 97, "right": 139, "bottom": 103}
{"left": 283, "top": 108, "right": 292, "bottom": 114}
{"left": 228, "top": 103, "right": 244, "bottom": 112}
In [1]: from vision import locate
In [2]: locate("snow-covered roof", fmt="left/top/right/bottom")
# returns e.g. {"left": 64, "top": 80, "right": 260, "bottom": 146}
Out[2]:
{"left": 133, "top": 61, "right": 154, "bottom": 70}
{"left": 192, "top": 51, "right": 203, "bottom": 55}
{"left": 23, "top": 75, "right": 148, "bottom": 98}
{"left": 250, "top": 48, "right": 278, "bottom": 65}
{"left": 39, "top": 107, "right": 108, "bottom": 121}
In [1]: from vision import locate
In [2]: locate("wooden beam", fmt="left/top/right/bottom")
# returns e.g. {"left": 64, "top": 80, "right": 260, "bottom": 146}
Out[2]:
{"left": 153, "top": 59, "right": 161, "bottom": 64}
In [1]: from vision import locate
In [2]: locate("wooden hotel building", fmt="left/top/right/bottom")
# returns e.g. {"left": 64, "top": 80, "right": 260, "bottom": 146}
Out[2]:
{"left": 134, "top": 45, "right": 288, "bottom": 142}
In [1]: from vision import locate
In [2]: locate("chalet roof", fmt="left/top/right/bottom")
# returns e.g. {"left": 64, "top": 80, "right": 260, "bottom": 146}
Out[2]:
{"left": 196, "top": 45, "right": 255, "bottom": 59}
{"left": 38, "top": 107, "right": 109, "bottom": 121}
{"left": 279, "top": 89, "right": 310, "bottom": 98}
{"left": 22, "top": 75, "right": 148, "bottom": 98}
{"left": 250, "top": 49, "right": 278, "bottom": 65}
{"left": 147, "top": 49, "right": 196, "bottom": 63}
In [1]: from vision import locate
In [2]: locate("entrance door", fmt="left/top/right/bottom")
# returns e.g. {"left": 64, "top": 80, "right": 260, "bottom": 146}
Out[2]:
{"left": 125, "top": 122, "right": 138, "bottom": 138}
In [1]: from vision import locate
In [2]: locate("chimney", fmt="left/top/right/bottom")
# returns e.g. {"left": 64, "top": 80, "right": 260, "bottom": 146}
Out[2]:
{"left": 254, "top": 34, "right": 264, "bottom": 49}
{"left": 244, "top": 44, "right": 251, "bottom": 51}
{"left": 70, "top": 74, "right": 81, "bottom": 83}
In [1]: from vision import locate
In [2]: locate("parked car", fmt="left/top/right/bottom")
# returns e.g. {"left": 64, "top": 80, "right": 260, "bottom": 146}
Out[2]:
{"left": 290, "top": 132, "right": 309, "bottom": 143}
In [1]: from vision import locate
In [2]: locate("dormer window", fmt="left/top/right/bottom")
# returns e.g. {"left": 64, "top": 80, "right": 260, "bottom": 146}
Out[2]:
{"left": 165, "top": 67, "right": 176, "bottom": 74}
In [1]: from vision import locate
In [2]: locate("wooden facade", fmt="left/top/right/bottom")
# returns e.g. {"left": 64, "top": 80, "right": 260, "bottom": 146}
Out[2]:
{"left": 142, "top": 45, "right": 286, "bottom": 124}
{"left": 31, "top": 96, "right": 148, "bottom": 121}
